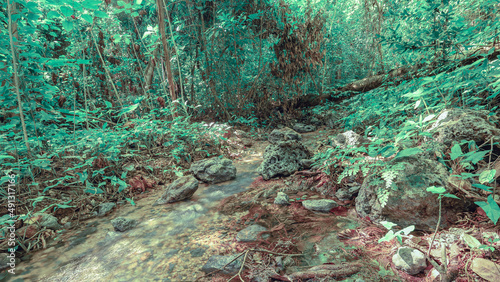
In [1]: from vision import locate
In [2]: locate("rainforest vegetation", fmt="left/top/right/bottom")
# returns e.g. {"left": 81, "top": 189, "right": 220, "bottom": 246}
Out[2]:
{"left": 1, "top": 0, "right": 500, "bottom": 281}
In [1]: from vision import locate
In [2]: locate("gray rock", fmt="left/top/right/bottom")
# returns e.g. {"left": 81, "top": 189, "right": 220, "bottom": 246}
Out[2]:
{"left": 0, "top": 253, "right": 10, "bottom": 271}
{"left": 302, "top": 199, "right": 338, "bottom": 212}
{"left": 98, "top": 202, "right": 116, "bottom": 216}
{"left": 37, "top": 213, "right": 63, "bottom": 230}
{"left": 154, "top": 176, "right": 199, "bottom": 205}
{"left": 236, "top": 224, "right": 270, "bottom": 242}
{"left": 332, "top": 130, "right": 369, "bottom": 149}
{"left": 392, "top": 247, "right": 426, "bottom": 275}
{"left": 428, "top": 109, "right": 500, "bottom": 148}
{"left": 190, "top": 158, "right": 236, "bottom": 184}
{"left": 274, "top": 192, "right": 290, "bottom": 205}
{"left": 268, "top": 127, "right": 302, "bottom": 144}
{"left": 201, "top": 254, "right": 243, "bottom": 275}
{"left": 355, "top": 156, "right": 472, "bottom": 230}
{"left": 104, "top": 231, "right": 122, "bottom": 242}
{"left": 293, "top": 123, "right": 316, "bottom": 133}
{"left": 300, "top": 159, "right": 314, "bottom": 169}
{"left": 335, "top": 186, "right": 361, "bottom": 201}
{"left": 190, "top": 247, "right": 206, "bottom": 257}
{"left": 110, "top": 217, "right": 137, "bottom": 232}
{"left": 257, "top": 141, "right": 311, "bottom": 180}
{"left": 309, "top": 116, "right": 321, "bottom": 126}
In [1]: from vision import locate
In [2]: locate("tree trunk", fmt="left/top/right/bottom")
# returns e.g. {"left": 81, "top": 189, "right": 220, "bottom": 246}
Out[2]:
{"left": 156, "top": 0, "right": 177, "bottom": 116}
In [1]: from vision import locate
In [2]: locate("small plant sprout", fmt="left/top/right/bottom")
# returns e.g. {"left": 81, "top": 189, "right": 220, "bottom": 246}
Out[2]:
{"left": 378, "top": 221, "right": 415, "bottom": 245}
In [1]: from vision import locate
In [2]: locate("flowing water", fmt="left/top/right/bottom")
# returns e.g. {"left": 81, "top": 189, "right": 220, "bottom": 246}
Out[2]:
{"left": 6, "top": 131, "right": 371, "bottom": 282}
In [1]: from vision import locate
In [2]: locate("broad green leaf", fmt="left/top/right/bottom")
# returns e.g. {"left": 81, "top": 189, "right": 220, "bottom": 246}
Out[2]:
{"left": 81, "top": 14, "right": 93, "bottom": 24}
{"left": 62, "top": 20, "right": 74, "bottom": 32}
{"left": 119, "top": 104, "right": 139, "bottom": 116}
{"left": 94, "top": 11, "right": 109, "bottom": 18}
{"left": 380, "top": 221, "right": 397, "bottom": 230}
{"left": 400, "top": 225, "right": 415, "bottom": 235}
{"left": 475, "top": 195, "right": 500, "bottom": 225}
{"left": 47, "top": 11, "right": 60, "bottom": 19}
{"left": 472, "top": 183, "right": 493, "bottom": 192}
{"left": 427, "top": 186, "right": 446, "bottom": 194}
{"left": 450, "top": 144, "right": 462, "bottom": 160}
{"left": 85, "top": 188, "right": 104, "bottom": 194}
{"left": 394, "top": 147, "right": 422, "bottom": 159}
{"left": 479, "top": 169, "right": 496, "bottom": 184}
{"left": 464, "top": 150, "right": 489, "bottom": 164}
{"left": 443, "top": 193, "right": 460, "bottom": 199}
{"left": 0, "top": 155, "right": 15, "bottom": 160}
{"left": 60, "top": 6, "right": 73, "bottom": 17}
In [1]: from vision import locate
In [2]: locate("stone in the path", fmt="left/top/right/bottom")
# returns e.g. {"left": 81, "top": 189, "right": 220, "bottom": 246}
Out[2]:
{"left": 190, "top": 157, "right": 236, "bottom": 184}
{"left": 274, "top": 192, "right": 290, "bottom": 205}
{"left": 236, "top": 224, "right": 270, "bottom": 242}
{"left": 154, "top": 175, "right": 199, "bottom": 205}
{"left": 332, "top": 130, "right": 369, "bottom": 149}
{"left": 302, "top": 199, "right": 338, "bottom": 212}
{"left": 392, "top": 247, "right": 426, "bottom": 275}
{"left": 201, "top": 254, "right": 243, "bottom": 275}
{"left": 293, "top": 123, "right": 316, "bottom": 133}
{"left": 110, "top": 217, "right": 137, "bottom": 232}
{"left": 268, "top": 127, "right": 302, "bottom": 144}
{"left": 258, "top": 128, "right": 311, "bottom": 180}
{"left": 335, "top": 186, "right": 361, "bottom": 201}
{"left": 36, "top": 213, "right": 63, "bottom": 230}
{"left": 98, "top": 202, "right": 116, "bottom": 216}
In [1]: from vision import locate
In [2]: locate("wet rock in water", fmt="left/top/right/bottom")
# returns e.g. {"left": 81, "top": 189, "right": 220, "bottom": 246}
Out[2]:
{"left": 302, "top": 199, "right": 338, "bottom": 212}
{"left": 236, "top": 224, "right": 270, "bottom": 242}
{"left": 274, "top": 192, "right": 290, "bottom": 205}
{"left": 36, "top": 213, "right": 63, "bottom": 230}
{"left": 102, "top": 231, "right": 122, "bottom": 243}
{"left": 110, "top": 217, "right": 137, "bottom": 232}
{"left": 189, "top": 247, "right": 206, "bottom": 257}
{"left": 332, "top": 130, "right": 369, "bottom": 149}
{"left": 293, "top": 123, "right": 316, "bottom": 133}
{"left": 258, "top": 128, "right": 311, "bottom": 180}
{"left": 335, "top": 186, "right": 361, "bottom": 201}
{"left": 190, "top": 157, "right": 236, "bottom": 184}
{"left": 98, "top": 202, "right": 116, "bottom": 216}
{"left": 392, "top": 247, "right": 426, "bottom": 275}
{"left": 268, "top": 127, "right": 302, "bottom": 144}
{"left": 154, "top": 175, "right": 199, "bottom": 205}
{"left": 201, "top": 254, "right": 243, "bottom": 275}
{"left": 355, "top": 155, "right": 472, "bottom": 230}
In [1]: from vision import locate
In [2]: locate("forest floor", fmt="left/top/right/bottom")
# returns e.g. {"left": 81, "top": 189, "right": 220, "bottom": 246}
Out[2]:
{"left": 5, "top": 127, "right": 470, "bottom": 282}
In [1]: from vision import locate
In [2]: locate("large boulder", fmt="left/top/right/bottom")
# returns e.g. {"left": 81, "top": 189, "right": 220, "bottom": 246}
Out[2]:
{"left": 268, "top": 127, "right": 302, "bottom": 144}
{"left": 355, "top": 156, "right": 473, "bottom": 230}
{"left": 293, "top": 123, "right": 316, "bottom": 133}
{"left": 428, "top": 109, "right": 500, "bottom": 148}
{"left": 154, "top": 175, "right": 199, "bottom": 205}
{"left": 258, "top": 128, "right": 311, "bottom": 180}
{"left": 190, "top": 158, "right": 236, "bottom": 184}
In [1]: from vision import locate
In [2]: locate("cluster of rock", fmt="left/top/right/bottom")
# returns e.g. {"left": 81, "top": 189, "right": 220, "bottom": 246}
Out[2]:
{"left": 257, "top": 127, "right": 313, "bottom": 180}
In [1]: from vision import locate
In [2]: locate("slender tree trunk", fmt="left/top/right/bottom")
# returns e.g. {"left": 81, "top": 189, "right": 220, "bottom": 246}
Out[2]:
{"left": 156, "top": 0, "right": 178, "bottom": 116}
{"left": 7, "top": 0, "right": 31, "bottom": 158}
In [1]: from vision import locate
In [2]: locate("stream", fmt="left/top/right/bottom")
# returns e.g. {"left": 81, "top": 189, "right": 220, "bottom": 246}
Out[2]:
{"left": 7, "top": 132, "right": 371, "bottom": 282}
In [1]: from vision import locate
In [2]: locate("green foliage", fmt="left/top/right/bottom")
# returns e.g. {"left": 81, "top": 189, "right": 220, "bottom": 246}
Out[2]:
{"left": 378, "top": 221, "right": 415, "bottom": 245}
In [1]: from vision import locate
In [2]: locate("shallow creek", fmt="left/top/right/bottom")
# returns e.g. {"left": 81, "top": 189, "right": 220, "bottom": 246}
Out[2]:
{"left": 8, "top": 131, "right": 369, "bottom": 282}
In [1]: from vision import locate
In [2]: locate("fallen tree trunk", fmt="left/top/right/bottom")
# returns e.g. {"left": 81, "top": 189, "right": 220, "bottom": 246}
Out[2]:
{"left": 293, "top": 45, "right": 500, "bottom": 108}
